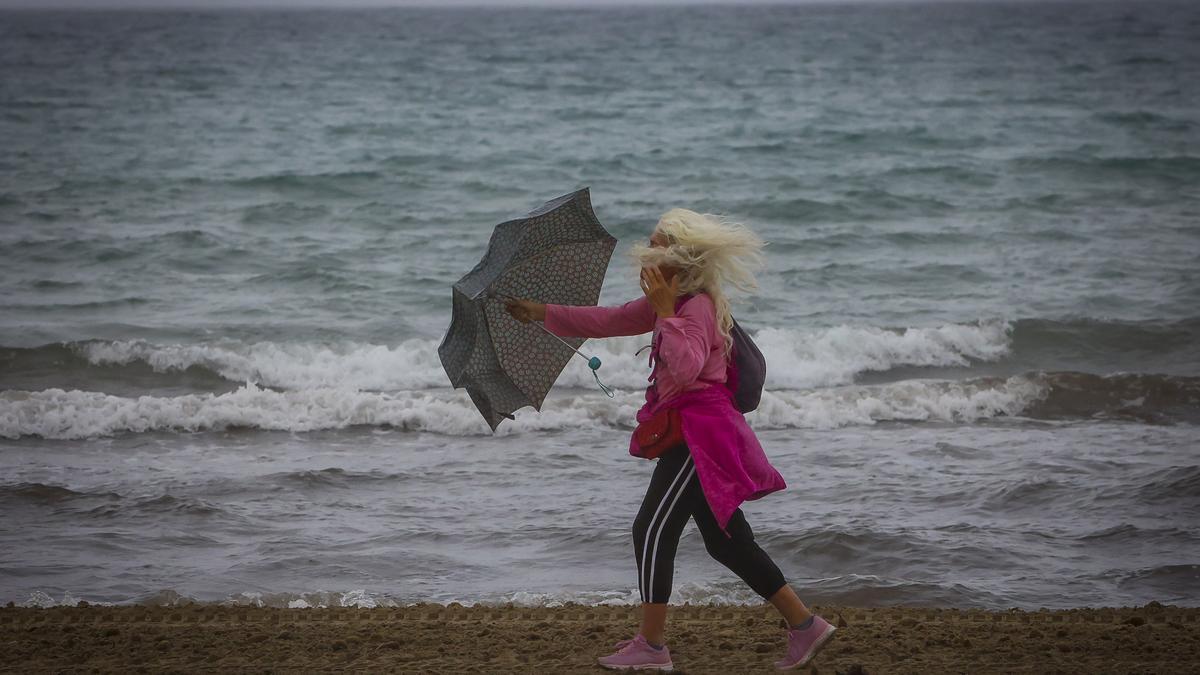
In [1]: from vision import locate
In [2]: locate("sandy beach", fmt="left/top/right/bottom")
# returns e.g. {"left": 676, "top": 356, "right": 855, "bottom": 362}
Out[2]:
{"left": 3, "top": 602, "right": 1198, "bottom": 673}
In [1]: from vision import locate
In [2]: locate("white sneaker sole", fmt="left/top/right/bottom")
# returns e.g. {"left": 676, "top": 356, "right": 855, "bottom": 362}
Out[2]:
{"left": 776, "top": 624, "right": 836, "bottom": 670}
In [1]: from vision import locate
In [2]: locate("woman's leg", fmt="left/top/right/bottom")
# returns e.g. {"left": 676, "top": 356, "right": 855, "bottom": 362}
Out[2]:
{"left": 768, "top": 584, "right": 815, "bottom": 628}
{"left": 631, "top": 445, "right": 700, "bottom": 645}
{"left": 693, "top": 503, "right": 813, "bottom": 627}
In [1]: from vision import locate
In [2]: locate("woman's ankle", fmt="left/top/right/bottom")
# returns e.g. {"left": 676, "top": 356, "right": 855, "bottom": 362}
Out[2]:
{"left": 641, "top": 634, "right": 666, "bottom": 649}
{"left": 639, "top": 602, "right": 669, "bottom": 646}
{"left": 788, "top": 614, "right": 816, "bottom": 631}
{"left": 639, "top": 633, "right": 665, "bottom": 648}
{"left": 767, "top": 585, "right": 813, "bottom": 628}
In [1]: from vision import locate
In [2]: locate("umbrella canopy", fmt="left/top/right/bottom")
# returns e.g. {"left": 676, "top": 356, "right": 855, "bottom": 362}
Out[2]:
{"left": 438, "top": 188, "right": 618, "bottom": 431}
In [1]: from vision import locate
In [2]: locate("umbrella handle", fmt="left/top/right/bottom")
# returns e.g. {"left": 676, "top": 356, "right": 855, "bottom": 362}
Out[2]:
{"left": 540, "top": 324, "right": 614, "bottom": 398}
{"left": 532, "top": 322, "right": 616, "bottom": 398}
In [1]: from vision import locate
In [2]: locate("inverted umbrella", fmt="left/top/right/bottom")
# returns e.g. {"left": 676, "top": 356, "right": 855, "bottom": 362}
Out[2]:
{"left": 438, "top": 188, "right": 618, "bottom": 431}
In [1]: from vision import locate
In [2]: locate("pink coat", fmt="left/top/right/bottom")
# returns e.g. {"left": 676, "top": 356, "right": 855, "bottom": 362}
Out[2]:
{"left": 544, "top": 293, "right": 787, "bottom": 532}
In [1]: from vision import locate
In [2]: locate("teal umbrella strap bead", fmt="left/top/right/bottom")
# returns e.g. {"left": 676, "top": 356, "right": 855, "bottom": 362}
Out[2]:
{"left": 588, "top": 357, "right": 614, "bottom": 398}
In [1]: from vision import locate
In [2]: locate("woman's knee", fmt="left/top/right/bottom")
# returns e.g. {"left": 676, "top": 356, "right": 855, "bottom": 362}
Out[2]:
{"left": 703, "top": 535, "right": 737, "bottom": 564}
{"left": 632, "top": 513, "right": 652, "bottom": 550}
{"left": 700, "top": 519, "right": 759, "bottom": 565}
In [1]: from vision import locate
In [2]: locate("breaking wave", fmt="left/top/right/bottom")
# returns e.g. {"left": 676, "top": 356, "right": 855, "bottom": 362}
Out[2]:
{"left": 4, "top": 319, "right": 1014, "bottom": 393}
{"left": 6, "top": 317, "right": 1195, "bottom": 397}
{"left": 3, "top": 372, "right": 1196, "bottom": 440}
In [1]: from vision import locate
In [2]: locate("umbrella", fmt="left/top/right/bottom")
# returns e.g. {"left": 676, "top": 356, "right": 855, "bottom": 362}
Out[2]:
{"left": 438, "top": 188, "right": 618, "bottom": 431}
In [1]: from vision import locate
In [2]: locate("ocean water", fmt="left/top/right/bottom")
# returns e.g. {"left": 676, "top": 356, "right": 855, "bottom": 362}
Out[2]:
{"left": 2, "top": 2, "right": 1199, "bottom": 610}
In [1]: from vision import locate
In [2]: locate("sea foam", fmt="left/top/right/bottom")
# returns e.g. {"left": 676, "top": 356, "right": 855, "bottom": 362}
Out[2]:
{"left": 0, "top": 376, "right": 1046, "bottom": 440}
{"left": 72, "top": 319, "right": 1013, "bottom": 393}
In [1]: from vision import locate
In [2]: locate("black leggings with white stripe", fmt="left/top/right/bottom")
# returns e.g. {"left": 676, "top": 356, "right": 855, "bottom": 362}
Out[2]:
{"left": 632, "top": 443, "right": 787, "bottom": 604}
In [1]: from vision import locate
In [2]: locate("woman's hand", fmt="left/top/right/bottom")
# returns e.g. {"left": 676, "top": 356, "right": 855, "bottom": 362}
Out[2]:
{"left": 504, "top": 298, "right": 546, "bottom": 323}
{"left": 640, "top": 266, "right": 680, "bottom": 319}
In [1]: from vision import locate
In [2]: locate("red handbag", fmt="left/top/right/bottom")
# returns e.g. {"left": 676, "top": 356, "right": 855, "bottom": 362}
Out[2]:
{"left": 633, "top": 407, "right": 685, "bottom": 460}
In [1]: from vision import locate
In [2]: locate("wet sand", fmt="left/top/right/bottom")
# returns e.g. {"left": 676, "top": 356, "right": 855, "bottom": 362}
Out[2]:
{"left": 2, "top": 602, "right": 1198, "bottom": 673}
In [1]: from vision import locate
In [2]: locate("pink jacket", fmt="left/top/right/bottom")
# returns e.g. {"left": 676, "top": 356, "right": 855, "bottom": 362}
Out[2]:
{"left": 544, "top": 293, "right": 786, "bottom": 532}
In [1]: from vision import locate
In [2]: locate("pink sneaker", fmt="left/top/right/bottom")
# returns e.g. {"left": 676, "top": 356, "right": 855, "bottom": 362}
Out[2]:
{"left": 597, "top": 634, "right": 673, "bottom": 671}
{"left": 774, "top": 614, "right": 836, "bottom": 670}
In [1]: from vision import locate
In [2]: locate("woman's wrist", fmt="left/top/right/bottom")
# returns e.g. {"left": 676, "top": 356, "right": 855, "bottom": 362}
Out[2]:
{"left": 654, "top": 297, "right": 676, "bottom": 319}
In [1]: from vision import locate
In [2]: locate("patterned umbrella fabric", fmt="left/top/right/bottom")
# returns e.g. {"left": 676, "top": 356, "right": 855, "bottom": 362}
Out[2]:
{"left": 438, "top": 188, "right": 618, "bottom": 431}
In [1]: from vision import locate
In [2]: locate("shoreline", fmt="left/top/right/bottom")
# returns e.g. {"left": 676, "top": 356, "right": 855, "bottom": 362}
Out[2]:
{"left": 3, "top": 603, "right": 1198, "bottom": 673}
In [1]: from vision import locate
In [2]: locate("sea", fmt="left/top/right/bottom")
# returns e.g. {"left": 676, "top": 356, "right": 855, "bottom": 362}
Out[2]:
{"left": 1, "top": 1, "right": 1198, "bottom": 611}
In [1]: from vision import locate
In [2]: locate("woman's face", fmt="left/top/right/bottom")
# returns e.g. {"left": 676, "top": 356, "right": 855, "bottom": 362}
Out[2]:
{"left": 647, "top": 229, "right": 679, "bottom": 282}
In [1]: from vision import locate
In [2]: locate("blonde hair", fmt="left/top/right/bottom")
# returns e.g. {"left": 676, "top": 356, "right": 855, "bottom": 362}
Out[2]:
{"left": 629, "top": 208, "right": 765, "bottom": 356}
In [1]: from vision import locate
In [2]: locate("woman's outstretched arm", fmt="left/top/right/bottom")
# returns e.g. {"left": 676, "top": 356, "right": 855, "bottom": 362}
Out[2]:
{"left": 544, "top": 297, "right": 657, "bottom": 338}
{"left": 504, "top": 296, "right": 656, "bottom": 338}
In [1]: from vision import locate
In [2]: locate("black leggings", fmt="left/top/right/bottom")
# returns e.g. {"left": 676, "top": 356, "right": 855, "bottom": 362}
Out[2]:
{"left": 632, "top": 443, "right": 787, "bottom": 604}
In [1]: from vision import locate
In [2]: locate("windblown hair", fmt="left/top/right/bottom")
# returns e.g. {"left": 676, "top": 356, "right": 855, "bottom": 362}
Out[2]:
{"left": 629, "top": 208, "right": 765, "bottom": 357}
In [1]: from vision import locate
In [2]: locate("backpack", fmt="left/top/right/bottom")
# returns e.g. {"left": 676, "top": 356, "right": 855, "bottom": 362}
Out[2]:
{"left": 726, "top": 317, "right": 766, "bottom": 414}
{"left": 671, "top": 294, "right": 766, "bottom": 414}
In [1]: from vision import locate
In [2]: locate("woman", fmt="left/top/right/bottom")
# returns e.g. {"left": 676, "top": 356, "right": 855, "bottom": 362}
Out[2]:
{"left": 505, "top": 209, "right": 835, "bottom": 671}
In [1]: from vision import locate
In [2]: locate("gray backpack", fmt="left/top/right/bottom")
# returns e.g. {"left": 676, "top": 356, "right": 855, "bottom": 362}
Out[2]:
{"left": 726, "top": 317, "right": 766, "bottom": 413}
